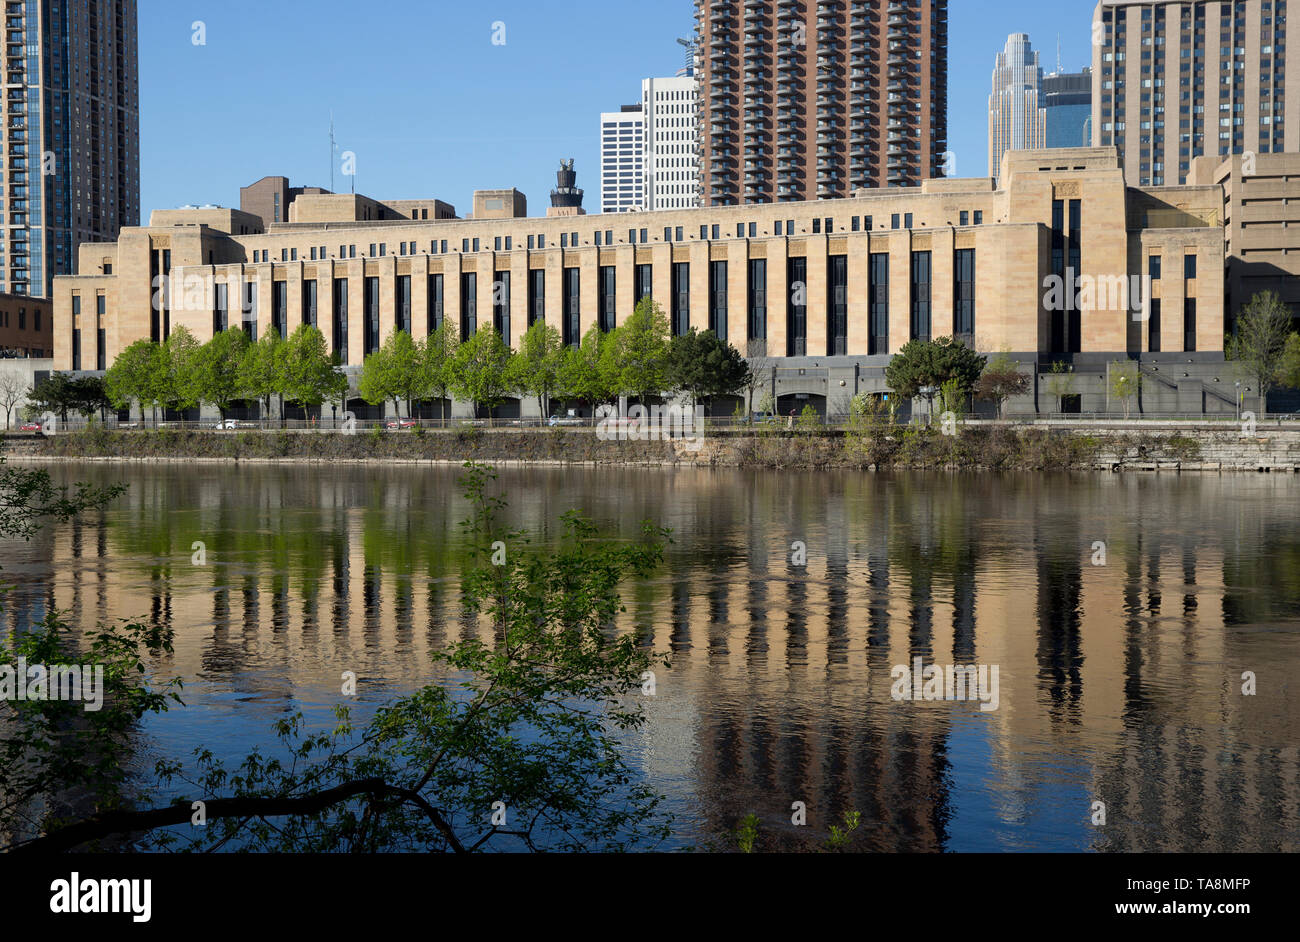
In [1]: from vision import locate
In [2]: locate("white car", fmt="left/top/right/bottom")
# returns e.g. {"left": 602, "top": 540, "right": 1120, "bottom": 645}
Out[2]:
{"left": 213, "top": 419, "right": 238, "bottom": 430}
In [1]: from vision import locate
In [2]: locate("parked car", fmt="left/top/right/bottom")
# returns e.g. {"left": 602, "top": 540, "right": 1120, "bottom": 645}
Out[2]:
{"left": 384, "top": 419, "right": 418, "bottom": 430}
{"left": 212, "top": 419, "right": 238, "bottom": 430}
{"left": 19, "top": 421, "right": 42, "bottom": 432}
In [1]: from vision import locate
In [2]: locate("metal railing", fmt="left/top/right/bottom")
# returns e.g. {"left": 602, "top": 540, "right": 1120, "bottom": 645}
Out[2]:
{"left": 8, "top": 411, "right": 1299, "bottom": 435}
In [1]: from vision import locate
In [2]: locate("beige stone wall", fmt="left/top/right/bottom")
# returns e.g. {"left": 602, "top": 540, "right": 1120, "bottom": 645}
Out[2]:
{"left": 53, "top": 151, "right": 1232, "bottom": 370}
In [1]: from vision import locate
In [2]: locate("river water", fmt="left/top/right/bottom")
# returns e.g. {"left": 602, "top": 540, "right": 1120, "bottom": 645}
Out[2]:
{"left": 3, "top": 462, "right": 1298, "bottom": 851}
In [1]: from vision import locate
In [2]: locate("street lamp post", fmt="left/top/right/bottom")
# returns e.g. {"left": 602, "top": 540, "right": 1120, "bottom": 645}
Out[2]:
{"left": 919, "top": 385, "right": 938, "bottom": 425}
{"left": 1235, "top": 381, "right": 1241, "bottom": 420}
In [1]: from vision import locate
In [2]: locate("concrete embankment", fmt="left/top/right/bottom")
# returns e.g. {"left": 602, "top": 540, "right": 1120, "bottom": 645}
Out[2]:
{"left": 2, "top": 422, "right": 1298, "bottom": 472}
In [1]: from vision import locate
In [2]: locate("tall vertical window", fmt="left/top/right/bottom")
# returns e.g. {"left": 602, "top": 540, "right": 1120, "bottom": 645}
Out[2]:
{"left": 364, "top": 277, "right": 380, "bottom": 355}
{"left": 493, "top": 271, "right": 511, "bottom": 338}
{"left": 303, "top": 280, "right": 318, "bottom": 328}
{"left": 869, "top": 254, "right": 889, "bottom": 355}
{"left": 161, "top": 250, "right": 172, "bottom": 340}
{"left": 1050, "top": 198, "right": 1066, "bottom": 353}
{"left": 953, "top": 248, "right": 975, "bottom": 339}
{"left": 635, "top": 264, "right": 653, "bottom": 303}
{"left": 149, "top": 251, "right": 160, "bottom": 342}
{"left": 671, "top": 262, "right": 689, "bottom": 336}
{"left": 272, "top": 280, "right": 287, "bottom": 339}
{"left": 563, "top": 268, "right": 580, "bottom": 346}
{"left": 708, "top": 260, "right": 727, "bottom": 339}
{"left": 428, "top": 274, "right": 444, "bottom": 333}
{"left": 461, "top": 272, "right": 478, "bottom": 338}
{"left": 599, "top": 266, "right": 616, "bottom": 332}
{"left": 528, "top": 269, "right": 545, "bottom": 325}
{"left": 1067, "top": 200, "right": 1081, "bottom": 351}
{"left": 396, "top": 275, "right": 412, "bottom": 334}
{"left": 828, "top": 255, "right": 847, "bottom": 356}
{"left": 213, "top": 282, "right": 229, "bottom": 334}
{"left": 1183, "top": 298, "right": 1196, "bottom": 351}
{"left": 71, "top": 295, "right": 81, "bottom": 371}
{"left": 96, "top": 297, "right": 106, "bottom": 372}
{"left": 243, "top": 282, "right": 258, "bottom": 341}
{"left": 1149, "top": 298, "right": 1161, "bottom": 353}
{"left": 747, "top": 259, "right": 767, "bottom": 342}
{"left": 333, "top": 279, "right": 349, "bottom": 364}
{"left": 787, "top": 257, "right": 808, "bottom": 356}
{"left": 910, "top": 251, "right": 932, "bottom": 342}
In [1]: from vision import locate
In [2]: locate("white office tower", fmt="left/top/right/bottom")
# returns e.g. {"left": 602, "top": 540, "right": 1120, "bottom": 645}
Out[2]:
{"left": 600, "top": 106, "right": 645, "bottom": 214}
{"left": 641, "top": 75, "right": 700, "bottom": 210}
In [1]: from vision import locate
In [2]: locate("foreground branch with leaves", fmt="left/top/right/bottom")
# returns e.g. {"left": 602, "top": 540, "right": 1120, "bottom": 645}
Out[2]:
{"left": 4, "top": 461, "right": 673, "bottom": 853}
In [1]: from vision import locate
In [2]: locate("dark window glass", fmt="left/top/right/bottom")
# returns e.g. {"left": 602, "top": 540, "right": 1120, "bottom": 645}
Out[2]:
{"left": 954, "top": 249, "right": 975, "bottom": 339}
{"left": 787, "top": 257, "right": 808, "bottom": 357}
{"left": 910, "top": 251, "right": 932, "bottom": 341}
{"left": 528, "top": 269, "right": 546, "bottom": 325}
{"left": 869, "top": 254, "right": 889, "bottom": 355}
{"left": 494, "top": 271, "right": 511, "bottom": 338}
{"left": 599, "top": 266, "right": 616, "bottom": 332}
{"left": 635, "top": 264, "right": 653, "bottom": 304}
{"left": 461, "top": 272, "right": 478, "bottom": 338}
{"left": 709, "top": 259, "right": 727, "bottom": 339}
{"left": 563, "top": 268, "right": 580, "bottom": 346}
{"left": 364, "top": 276, "right": 380, "bottom": 355}
{"left": 671, "top": 262, "right": 690, "bottom": 337}
{"left": 333, "top": 278, "right": 349, "bottom": 363}
{"left": 428, "top": 274, "right": 445, "bottom": 333}
{"left": 303, "top": 279, "right": 317, "bottom": 328}
{"left": 397, "top": 275, "right": 412, "bottom": 334}
{"left": 747, "top": 259, "right": 767, "bottom": 341}
{"left": 828, "top": 255, "right": 847, "bottom": 356}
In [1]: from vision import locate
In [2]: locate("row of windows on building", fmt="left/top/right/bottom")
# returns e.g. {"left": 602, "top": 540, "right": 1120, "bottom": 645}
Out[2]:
{"left": 233, "top": 211, "right": 988, "bottom": 266}
{"left": 0, "top": 307, "right": 39, "bottom": 331}
{"left": 118, "top": 250, "right": 979, "bottom": 367}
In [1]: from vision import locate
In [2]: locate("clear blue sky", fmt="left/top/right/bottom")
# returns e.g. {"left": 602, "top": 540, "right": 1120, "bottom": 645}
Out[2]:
{"left": 139, "top": 0, "right": 1096, "bottom": 217}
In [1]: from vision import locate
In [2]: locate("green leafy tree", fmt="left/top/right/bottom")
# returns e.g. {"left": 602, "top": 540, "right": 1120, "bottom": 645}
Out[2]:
{"left": 610, "top": 297, "right": 671, "bottom": 410}
{"left": 974, "top": 352, "right": 1030, "bottom": 418}
{"left": 105, "top": 339, "right": 167, "bottom": 425}
{"left": 510, "top": 320, "right": 564, "bottom": 419}
{"left": 191, "top": 328, "right": 251, "bottom": 421}
{"left": 238, "top": 332, "right": 286, "bottom": 427}
{"left": 69, "top": 376, "right": 111, "bottom": 420}
{"left": 451, "top": 326, "right": 514, "bottom": 425}
{"left": 666, "top": 328, "right": 750, "bottom": 413}
{"left": 557, "top": 326, "right": 618, "bottom": 419}
{"left": 162, "top": 325, "right": 202, "bottom": 416}
{"left": 1108, "top": 360, "right": 1142, "bottom": 418}
{"left": 1278, "top": 332, "right": 1300, "bottom": 391}
{"left": 360, "top": 329, "right": 428, "bottom": 419}
{"left": 281, "top": 325, "right": 346, "bottom": 422}
{"left": 423, "top": 320, "right": 460, "bottom": 426}
{"left": 1226, "top": 290, "right": 1295, "bottom": 400}
{"left": 26, "top": 373, "right": 79, "bottom": 423}
{"left": 884, "top": 336, "right": 985, "bottom": 414}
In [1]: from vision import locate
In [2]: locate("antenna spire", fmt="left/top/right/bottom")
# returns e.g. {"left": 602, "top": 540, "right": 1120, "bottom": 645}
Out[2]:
{"left": 329, "top": 112, "right": 337, "bottom": 192}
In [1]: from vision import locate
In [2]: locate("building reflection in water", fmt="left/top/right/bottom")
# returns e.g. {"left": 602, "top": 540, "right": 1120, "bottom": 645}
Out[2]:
{"left": 2, "top": 464, "right": 1297, "bottom": 852}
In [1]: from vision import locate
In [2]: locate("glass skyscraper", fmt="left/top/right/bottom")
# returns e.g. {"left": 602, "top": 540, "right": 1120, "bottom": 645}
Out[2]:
{"left": 4, "top": 0, "right": 139, "bottom": 297}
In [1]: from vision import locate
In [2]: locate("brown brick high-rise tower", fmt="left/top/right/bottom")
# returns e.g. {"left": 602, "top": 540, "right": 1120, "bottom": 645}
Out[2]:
{"left": 695, "top": 0, "right": 948, "bottom": 205}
